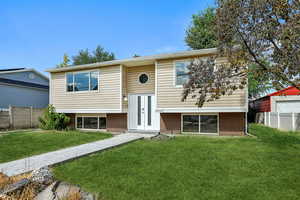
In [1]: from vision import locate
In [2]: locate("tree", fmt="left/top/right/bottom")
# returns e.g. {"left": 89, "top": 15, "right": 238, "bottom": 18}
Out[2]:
{"left": 39, "top": 105, "right": 70, "bottom": 130}
{"left": 248, "top": 64, "right": 273, "bottom": 99}
{"left": 185, "top": 7, "right": 217, "bottom": 49}
{"left": 56, "top": 53, "right": 70, "bottom": 68}
{"left": 183, "top": 0, "right": 300, "bottom": 107}
{"left": 72, "top": 45, "right": 115, "bottom": 65}
{"left": 185, "top": 6, "right": 273, "bottom": 98}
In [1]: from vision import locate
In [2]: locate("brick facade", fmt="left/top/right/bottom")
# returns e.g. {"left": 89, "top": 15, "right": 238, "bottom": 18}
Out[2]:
{"left": 219, "top": 112, "right": 245, "bottom": 136}
{"left": 107, "top": 113, "right": 127, "bottom": 132}
{"left": 160, "top": 112, "right": 246, "bottom": 135}
{"left": 160, "top": 113, "right": 181, "bottom": 134}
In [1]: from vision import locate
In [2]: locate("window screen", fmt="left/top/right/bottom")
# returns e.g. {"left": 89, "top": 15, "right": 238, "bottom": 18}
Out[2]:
{"left": 66, "top": 73, "right": 74, "bottom": 92}
{"left": 99, "top": 117, "right": 106, "bottom": 129}
{"left": 76, "top": 117, "right": 83, "bottom": 128}
{"left": 84, "top": 117, "right": 98, "bottom": 129}
{"left": 183, "top": 115, "right": 199, "bottom": 132}
{"left": 200, "top": 115, "right": 218, "bottom": 133}
{"left": 175, "top": 61, "right": 190, "bottom": 86}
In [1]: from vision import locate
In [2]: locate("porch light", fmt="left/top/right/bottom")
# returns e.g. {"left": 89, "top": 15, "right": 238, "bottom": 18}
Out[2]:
{"left": 123, "top": 95, "right": 128, "bottom": 101}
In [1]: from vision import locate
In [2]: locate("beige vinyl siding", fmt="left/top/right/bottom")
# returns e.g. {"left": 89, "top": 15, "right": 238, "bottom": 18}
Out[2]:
{"left": 127, "top": 65, "right": 155, "bottom": 94}
{"left": 156, "top": 58, "right": 246, "bottom": 108}
{"left": 51, "top": 65, "right": 121, "bottom": 110}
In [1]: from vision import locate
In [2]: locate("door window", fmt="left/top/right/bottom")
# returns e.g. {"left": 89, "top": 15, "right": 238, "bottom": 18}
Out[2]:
{"left": 148, "top": 96, "right": 152, "bottom": 125}
{"left": 138, "top": 96, "right": 141, "bottom": 126}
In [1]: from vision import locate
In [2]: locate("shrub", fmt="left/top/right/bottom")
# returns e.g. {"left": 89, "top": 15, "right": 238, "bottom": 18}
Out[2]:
{"left": 39, "top": 105, "right": 70, "bottom": 130}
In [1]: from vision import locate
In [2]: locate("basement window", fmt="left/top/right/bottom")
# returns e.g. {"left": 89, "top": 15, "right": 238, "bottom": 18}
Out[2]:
{"left": 182, "top": 114, "right": 218, "bottom": 134}
{"left": 76, "top": 116, "right": 106, "bottom": 129}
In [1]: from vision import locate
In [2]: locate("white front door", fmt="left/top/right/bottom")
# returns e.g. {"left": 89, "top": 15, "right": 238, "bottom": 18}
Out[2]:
{"left": 128, "top": 94, "right": 155, "bottom": 131}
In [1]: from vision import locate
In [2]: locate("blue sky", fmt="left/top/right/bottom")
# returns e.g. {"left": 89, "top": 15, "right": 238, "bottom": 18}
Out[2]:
{"left": 0, "top": 0, "right": 214, "bottom": 75}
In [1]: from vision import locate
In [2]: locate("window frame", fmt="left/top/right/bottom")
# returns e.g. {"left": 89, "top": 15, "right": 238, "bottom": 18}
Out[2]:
{"left": 138, "top": 72, "right": 150, "bottom": 85}
{"left": 65, "top": 70, "right": 100, "bottom": 93}
{"left": 75, "top": 115, "right": 107, "bottom": 130}
{"left": 173, "top": 59, "right": 192, "bottom": 88}
{"left": 173, "top": 58, "right": 211, "bottom": 87}
{"left": 181, "top": 113, "right": 219, "bottom": 135}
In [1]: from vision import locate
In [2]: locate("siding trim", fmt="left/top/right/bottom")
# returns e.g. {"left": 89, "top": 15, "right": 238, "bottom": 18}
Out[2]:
{"left": 120, "top": 65, "right": 123, "bottom": 111}
{"left": 0, "top": 82, "right": 48, "bottom": 92}
{"left": 155, "top": 61, "right": 158, "bottom": 98}
{"left": 157, "top": 107, "right": 247, "bottom": 113}
{"left": 49, "top": 73, "right": 52, "bottom": 104}
{"left": 154, "top": 61, "right": 159, "bottom": 130}
{"left": 0, "top": 78, "right": 49, "bottom": 90}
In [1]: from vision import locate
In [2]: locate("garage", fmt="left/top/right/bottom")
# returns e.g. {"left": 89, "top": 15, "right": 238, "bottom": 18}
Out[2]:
{"left": 276, "top": 100, "right": 300, "bottom": 113}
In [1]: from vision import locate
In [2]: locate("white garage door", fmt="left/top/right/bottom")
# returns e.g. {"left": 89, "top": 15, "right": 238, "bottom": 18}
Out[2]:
{"left": 276, "top": 101, "right": 300, "bottom": 113}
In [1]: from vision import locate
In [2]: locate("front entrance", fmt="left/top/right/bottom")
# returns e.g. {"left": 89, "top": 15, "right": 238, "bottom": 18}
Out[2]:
{"left": 128, "top": 94, "right": 155, "bottom": 131}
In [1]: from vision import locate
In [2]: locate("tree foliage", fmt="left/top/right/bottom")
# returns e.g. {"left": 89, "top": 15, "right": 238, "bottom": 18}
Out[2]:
{"left": 39, "top": 105, "right": 70, "bottom": 130}
{"left": 183, "top": 0, "right": 300, "bottom": 107}
{"left": 72, "top": 45, "right": 115, "bottom": 65}
{"left": 185, "top": 7, "right": 218, "bottom": 49}
{"left": 248, "top": 64, "right": 273, "bottom": 98}
{"left": 185, "top": 6, "right": 273, "bottom": 98}
{"left": 56, "top": 53, "right": 70, "bottom": 68}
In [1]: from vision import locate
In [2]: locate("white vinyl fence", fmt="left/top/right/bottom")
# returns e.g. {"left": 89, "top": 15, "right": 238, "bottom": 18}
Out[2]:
{"left": 263, "top": 112, "right": 300, "bottom": 131}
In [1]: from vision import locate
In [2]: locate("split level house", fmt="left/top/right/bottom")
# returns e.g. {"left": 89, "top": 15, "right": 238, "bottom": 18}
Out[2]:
{"left": 46, "top": 48, "right": 248, "bottom": 136}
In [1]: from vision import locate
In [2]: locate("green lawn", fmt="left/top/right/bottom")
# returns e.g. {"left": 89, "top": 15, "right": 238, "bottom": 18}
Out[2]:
{"left": 54, "top": 124, "right": 300, "bottom": 200}
{"left": 0, "top": 130, "right": 112, "bottom": 163}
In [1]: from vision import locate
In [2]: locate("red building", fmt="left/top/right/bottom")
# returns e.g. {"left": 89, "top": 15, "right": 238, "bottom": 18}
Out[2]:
{"left": 252, "top": 86, "right": 300, "bottom": 112}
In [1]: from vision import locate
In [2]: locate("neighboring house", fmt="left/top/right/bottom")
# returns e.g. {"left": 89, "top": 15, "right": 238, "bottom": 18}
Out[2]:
{"left": 46, "top": 48, "right": 248, "bottom": 136}
{"left": 0, "top": 68, "right": 49, "bottom": 109}
{"left": 251, "top": 86, "right": 300, "bottom": 113}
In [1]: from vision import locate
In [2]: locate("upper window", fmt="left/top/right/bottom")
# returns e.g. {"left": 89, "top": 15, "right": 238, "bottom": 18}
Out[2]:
{"left": 175, "top": 61, "right": 191, "bottom": 86}
{"left": 139, "top": 73, "right": 149, "bottom": 84}
{"left": 66, "top": 71, "right": 99, "bottom": 92}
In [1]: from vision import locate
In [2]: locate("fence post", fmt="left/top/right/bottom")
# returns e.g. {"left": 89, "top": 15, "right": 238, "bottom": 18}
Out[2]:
{"left": 268, "top": 112, "right": 271, "bottom": 126}
{"left": 8, "top": 105, "right": 13, "bottom": 129}
{"left": 30, "top": 106, "right": 33, "bottom": 128}
{"left": 292, "top": 113, "right": 295, "bottom": 131}
{"left": 277, "top": 112, "right": 280, "bottom": 129}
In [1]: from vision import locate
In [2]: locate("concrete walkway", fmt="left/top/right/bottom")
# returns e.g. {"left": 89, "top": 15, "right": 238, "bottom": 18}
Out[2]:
{"left": 0, "top": 133, "right": 148, "bottom": 176}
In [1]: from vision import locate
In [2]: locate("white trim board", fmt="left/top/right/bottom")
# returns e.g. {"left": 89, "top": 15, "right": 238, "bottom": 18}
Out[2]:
{"left": 49, "top": 73, "right": 52, "bottom": 104}
{"left": 157, "top": 107, "right": 248, "bottom": 113}
{"left": 120, "top": 64, "right": 123, "bottom": 111}
{"left": 56, "top": 109, "right": 122, "bottom": 113}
